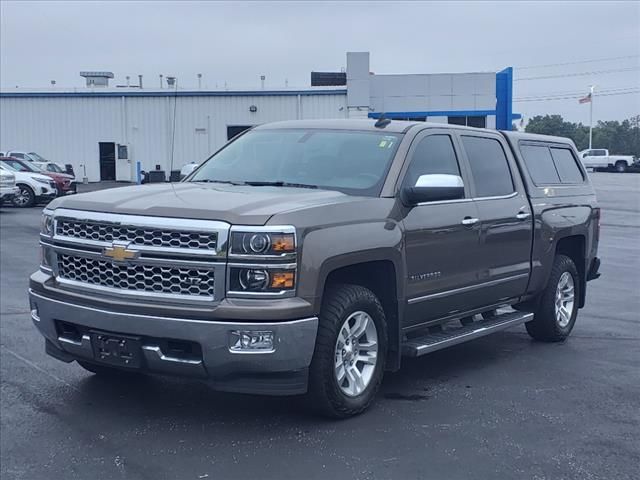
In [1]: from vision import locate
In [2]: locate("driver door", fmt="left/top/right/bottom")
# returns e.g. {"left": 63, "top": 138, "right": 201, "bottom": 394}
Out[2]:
{"left": 401, "top": 129, "right": 481, "bottom": 328}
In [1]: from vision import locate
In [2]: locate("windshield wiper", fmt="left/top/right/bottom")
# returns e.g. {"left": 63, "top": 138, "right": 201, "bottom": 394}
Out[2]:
{"left": 192, "top": 179, "right": 245, "bottom": 185}
{"left": 243, "top": 181, "right": 318, "bottom": 189}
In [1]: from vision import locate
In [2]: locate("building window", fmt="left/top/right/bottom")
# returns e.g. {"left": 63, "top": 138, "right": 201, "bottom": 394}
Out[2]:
{"left": 447, "top": 116, "right": 487, "bottom": 128}
{"left": 447, "top": 116, "right": 466, "bottom": 126}
{"left": 227, "top": 125, "right": 253, "bottom": 140}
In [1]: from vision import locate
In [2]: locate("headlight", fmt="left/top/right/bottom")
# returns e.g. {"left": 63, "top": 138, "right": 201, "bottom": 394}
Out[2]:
{"left": 227, "top": 226, "right": 297, "bottom": 298}
{"left": 34, "top": 178, "right": 50, "bottom": 185}
{"left": 40, "top": 211, "right": 54, "bottom": 237}
{"left": 229, "top": 227, "right": 295, "bottom": 257}
{"left": 229, "top": 267, "right": 296, "bottom": 294}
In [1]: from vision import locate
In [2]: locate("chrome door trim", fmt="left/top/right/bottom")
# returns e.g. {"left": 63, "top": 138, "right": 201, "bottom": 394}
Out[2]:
{"left": 472, "top": 191, "right": 519, "bottom": 202}
{"left": 407, "top": 273, "right": 529, "bottom": 305}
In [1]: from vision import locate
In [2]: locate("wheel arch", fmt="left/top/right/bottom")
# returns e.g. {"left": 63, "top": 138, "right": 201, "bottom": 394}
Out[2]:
{"left": 319, "top": 255, "right": 404, "bottom": 371}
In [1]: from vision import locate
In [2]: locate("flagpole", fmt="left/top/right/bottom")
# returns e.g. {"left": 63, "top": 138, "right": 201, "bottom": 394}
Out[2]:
{"left": 589, "top": 85, "right": 594, "bottom": 149}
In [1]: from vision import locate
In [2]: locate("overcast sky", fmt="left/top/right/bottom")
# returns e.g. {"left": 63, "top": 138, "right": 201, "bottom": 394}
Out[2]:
{"left": 1, "top": 0, "right": 639, "bottom": 124}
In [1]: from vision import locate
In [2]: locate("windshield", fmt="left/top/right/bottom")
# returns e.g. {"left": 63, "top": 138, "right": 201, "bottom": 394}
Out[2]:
{"left": 28, "top": 152, "right": 47, "bottom": 161}
{"left": 47, "top": 163, "right": 64, "bottom": 173}
{"left": 2, "top": 158, "right": 42, "bottom": 173}
{"left": 189, "top": 128, "right": 402, "bottom": 196}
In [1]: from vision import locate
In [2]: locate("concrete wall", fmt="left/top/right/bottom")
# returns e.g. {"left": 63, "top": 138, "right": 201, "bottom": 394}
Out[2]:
{"left": 369, "top": 72, "right": 496, "bottom": 114}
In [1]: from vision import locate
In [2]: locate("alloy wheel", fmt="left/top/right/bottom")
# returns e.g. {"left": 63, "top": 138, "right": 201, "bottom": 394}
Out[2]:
{"left": 555, "top": 271, "right": 575, "bottom": 328}
{"left": 334, "top": 311, "right": 378, "bottom": 397}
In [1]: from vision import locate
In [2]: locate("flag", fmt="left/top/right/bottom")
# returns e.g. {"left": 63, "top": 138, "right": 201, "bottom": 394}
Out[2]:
{"left": 579, "top": 93, "right": 592, "bottom": 104}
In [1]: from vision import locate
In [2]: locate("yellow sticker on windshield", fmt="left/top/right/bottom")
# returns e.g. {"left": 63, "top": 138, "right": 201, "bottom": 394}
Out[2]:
{"left": 379, "top": 140, "right": 388, "bottom": 148}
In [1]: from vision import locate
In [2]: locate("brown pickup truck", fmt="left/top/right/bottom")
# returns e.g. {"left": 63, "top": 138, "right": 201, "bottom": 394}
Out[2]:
{"left": 30, "top": 119, "right": 600, "bottom": 417}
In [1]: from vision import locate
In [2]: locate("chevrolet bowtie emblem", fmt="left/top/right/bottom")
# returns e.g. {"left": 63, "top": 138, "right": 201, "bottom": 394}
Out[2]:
{"left": 103, "top": 242, "right": 139, "bottom": 262}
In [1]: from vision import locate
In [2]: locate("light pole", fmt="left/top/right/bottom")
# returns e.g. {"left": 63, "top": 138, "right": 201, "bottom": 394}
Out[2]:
{"left": 589, "top": 85, "right": 595, "bottom": 149}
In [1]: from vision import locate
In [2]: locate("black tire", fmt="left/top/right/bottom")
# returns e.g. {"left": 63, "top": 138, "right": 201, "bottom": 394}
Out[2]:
{"left": 526, "top": 254, "right": 580, "bottom": 342}
{"left": 307, "top": 284, "right": 388, "bottom": 418}
{"left": 12, "top": 184, "right": 36, "bottom": 208}
{"left": 615, "top": 161, "right": 627, "bottom": 173}
{"left": 77, "top": 360, "right": 141, "bottom": 377}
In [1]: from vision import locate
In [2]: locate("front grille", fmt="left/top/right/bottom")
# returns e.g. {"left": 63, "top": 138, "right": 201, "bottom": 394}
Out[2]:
{"left": 57, "top": 254, "right": 215, "bottom": 298}
{"left": 56, "top": 219, "right": 217, "bottom": 251}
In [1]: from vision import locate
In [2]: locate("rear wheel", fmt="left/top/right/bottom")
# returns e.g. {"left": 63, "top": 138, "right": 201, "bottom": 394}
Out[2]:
{"left": 615, "top": 161, "right": 627, "bottom": 173}
{"left": 12, "top": 184, "right": 35, "bottom": 208}
{"left": 307, "top": 284, "right": 387, "bottom": 418}
{"left": 526, "top": 254, "right": 580, "bottom": 342}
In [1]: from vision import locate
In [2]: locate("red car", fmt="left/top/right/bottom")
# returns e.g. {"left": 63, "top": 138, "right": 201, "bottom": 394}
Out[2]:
{"left": 0, "top": 157, "right": 76, "bottom": 196}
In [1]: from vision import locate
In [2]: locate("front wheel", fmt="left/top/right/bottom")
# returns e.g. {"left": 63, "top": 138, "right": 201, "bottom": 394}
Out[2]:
{"left": 12, "top": 185, "right": 36, "bottom": 208}
{"left": 526, "top": 254, "right": 580, "bottom": 342}
{"left": 307, "top": 284, "right": 387, "bottom": 418}
{"left": 615, "top": 161, "right": 627, "bottom": 173}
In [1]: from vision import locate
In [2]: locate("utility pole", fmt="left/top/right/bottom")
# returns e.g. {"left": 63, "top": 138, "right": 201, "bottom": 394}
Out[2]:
{"left": 589, "top": 85, "right": 595, "bottom": 149}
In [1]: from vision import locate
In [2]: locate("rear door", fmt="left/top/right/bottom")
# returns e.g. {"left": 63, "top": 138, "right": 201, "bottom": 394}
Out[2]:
{"left": 456, "top": 132, "right": 532, "bottom": 307}
{"left": 400, "top": 129, "right": 482, "bottom": 327}
{"left": 582, "top": 149, "right": 607, "bottom": 168}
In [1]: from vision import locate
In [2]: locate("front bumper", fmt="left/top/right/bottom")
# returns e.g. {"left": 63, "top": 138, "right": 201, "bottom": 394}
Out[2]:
{"left": 56, "top": 183, "right": 77, "bottom": 196}
{"left": 36, "top": 184, "right": 57, "bottom": 198}
{"left": 0, "top": 185, "right": 19, "bottom": 199}
{"left": 29, "top": 288, "right": 319, "bottom": 395}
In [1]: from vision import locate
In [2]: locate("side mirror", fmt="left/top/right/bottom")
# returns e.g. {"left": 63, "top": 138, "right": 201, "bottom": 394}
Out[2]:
{"left": 402, "top": 174, "right": 465, "bottom": 205}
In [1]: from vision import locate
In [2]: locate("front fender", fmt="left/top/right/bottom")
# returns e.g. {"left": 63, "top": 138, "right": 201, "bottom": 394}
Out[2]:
{"left": 296, "top": 220, "right": 404, "bottom": 313}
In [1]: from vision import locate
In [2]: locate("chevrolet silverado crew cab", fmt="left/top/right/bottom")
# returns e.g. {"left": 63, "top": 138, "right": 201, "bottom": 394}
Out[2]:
{"left": 30, "top": 119, "right": 601, "bottom": 417}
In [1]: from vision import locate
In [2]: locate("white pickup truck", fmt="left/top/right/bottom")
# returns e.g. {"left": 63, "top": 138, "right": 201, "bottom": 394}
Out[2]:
{"left": 579, "top": 149, "right": 636, "bottom": 173}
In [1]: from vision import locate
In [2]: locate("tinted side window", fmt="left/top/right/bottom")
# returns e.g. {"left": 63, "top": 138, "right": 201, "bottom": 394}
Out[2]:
{"left": 551, "top": 148, "right": 584, "bottom": 183}
{"left": 461, "top": 136, "right": 514, "bottom": 197}
{"left": 403, "top": 135, "right": 460, "bottom": 188}
{"left": 520, "top": 144, "right": 560, "bottom": 185}
{"left": 11, "top": 153, "right": 25, "bottom": 159}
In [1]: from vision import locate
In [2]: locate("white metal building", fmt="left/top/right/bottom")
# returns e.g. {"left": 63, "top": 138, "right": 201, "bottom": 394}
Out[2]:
{"left": 0, "top": 52, "right": 515, "bottom": 182}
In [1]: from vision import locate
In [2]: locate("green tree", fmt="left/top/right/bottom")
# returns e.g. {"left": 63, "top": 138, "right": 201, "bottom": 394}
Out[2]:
{"left": 525, "top": 114, "right": 639, "bottom": 156}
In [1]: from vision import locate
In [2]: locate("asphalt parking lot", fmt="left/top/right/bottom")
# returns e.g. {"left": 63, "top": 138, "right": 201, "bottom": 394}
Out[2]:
{"left": 1, "top": 173, "right": 639, "bottom": 480}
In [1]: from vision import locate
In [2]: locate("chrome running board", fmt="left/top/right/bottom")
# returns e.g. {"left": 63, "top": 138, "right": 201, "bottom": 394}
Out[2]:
{"left": 402, "top": 310, "right": 533, "bottom": 357}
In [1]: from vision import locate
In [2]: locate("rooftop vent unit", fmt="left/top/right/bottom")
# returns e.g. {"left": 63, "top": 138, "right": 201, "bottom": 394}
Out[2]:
{"left": 80, "top": 71, "right": 114, "bottom": 87}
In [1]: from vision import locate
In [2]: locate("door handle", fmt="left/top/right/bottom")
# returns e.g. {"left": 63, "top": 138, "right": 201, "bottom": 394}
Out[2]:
{"left": 461, "top": 217, "right": 479, "bottom": 226}
{"left": 515, "top": 211, "right": 531, "bottom": 220}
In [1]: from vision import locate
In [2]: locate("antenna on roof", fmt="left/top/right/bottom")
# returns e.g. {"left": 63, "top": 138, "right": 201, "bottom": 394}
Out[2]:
{"left": 374, "top": 114, "right": 391, "bottom": 129}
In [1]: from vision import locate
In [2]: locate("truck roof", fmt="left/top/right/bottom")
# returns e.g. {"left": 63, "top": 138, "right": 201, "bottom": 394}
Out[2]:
{"left": 500, "top": 130, "right": 576, "bottom": 146}
{"left": 255, "top": 119, "right": 420, "bottom": 133}
{"left": 254, "top": 119, "right": 579, "bottom": 148}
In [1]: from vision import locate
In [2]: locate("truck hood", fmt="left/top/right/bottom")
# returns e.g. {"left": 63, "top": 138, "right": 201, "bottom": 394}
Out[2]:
{"left": 49, "top": 182, "right": 357, "bottom": 225}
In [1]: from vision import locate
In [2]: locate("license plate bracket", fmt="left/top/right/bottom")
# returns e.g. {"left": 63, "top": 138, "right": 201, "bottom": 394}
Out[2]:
{"left": 90, "top": 331, "right": 142, "bottom": 368}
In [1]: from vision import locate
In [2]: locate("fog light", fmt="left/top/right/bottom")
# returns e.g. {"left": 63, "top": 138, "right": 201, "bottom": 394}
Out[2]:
{"left": 229, "top": 330, "right": 275, "bottom": 353}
